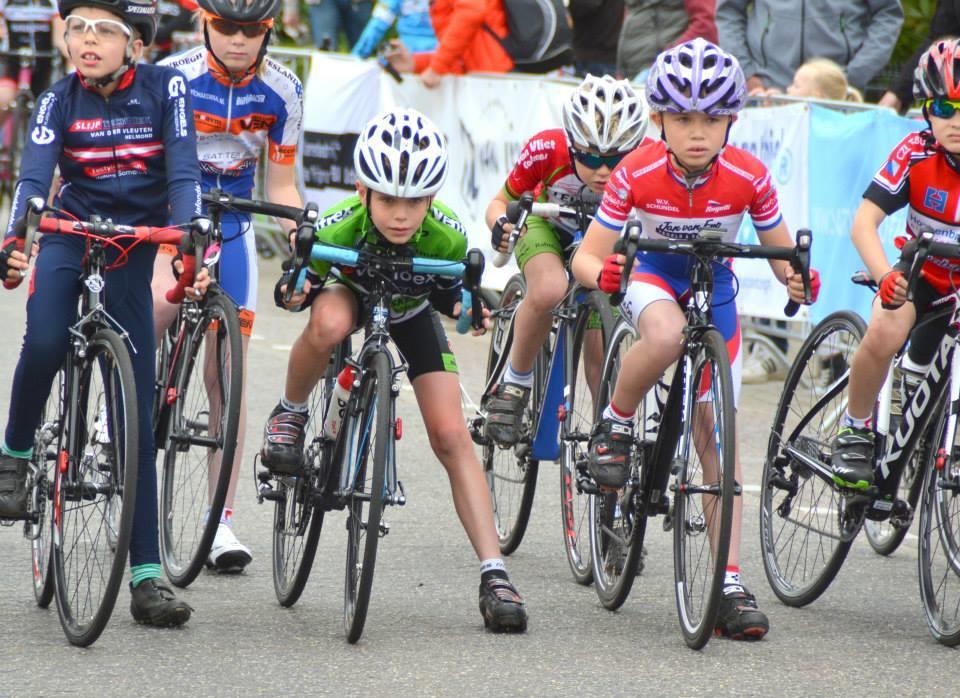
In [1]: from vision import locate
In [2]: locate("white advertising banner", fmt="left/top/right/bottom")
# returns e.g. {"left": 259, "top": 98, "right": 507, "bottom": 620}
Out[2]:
{"left": 301, "top": 53, "right": 811, "bottom": 309}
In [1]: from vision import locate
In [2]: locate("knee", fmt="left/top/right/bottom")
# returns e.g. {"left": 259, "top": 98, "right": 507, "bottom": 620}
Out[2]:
{"left": 643, "top": 319, "right": 685, "bottom": 362}
{"left": 427, "top": 421, "right": 470, "bottom": 463}
{"left": 862, "top": 317, "right": 908, "bottom": 357}
{"left": 305, "top": 309, "right": 352, "bottom": 349}
{"left": 525, "top": 274, "right": 567, "bottom": 311}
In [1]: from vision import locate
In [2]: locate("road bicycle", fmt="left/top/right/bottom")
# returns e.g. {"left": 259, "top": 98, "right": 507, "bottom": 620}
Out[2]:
{"left": 466, "top": 192, "right": 615, "bottom": 585}
{"left": 761, "top": 232, "right": 960, "bottom": 645}
{"left": 590, "top": 221, "right": 812, "bottom": 648}
{"left": 153, "top": 190, "right": 318, "bottom": 586}
{"left": 5, "top": 196, "right": 201, "bottom": 646}
{"left": 256, "top": 228, "right": 485, "bottom": 642}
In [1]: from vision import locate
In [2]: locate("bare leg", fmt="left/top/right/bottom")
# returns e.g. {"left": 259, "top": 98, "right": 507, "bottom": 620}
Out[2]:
{"left": 508, "top": 253, "right": 567, "bottom": 374}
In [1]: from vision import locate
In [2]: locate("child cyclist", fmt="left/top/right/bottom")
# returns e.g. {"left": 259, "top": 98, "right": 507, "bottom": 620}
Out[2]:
{"left": 830, "top": 39, "right": 960, "bottom": 490}
{"left": 261, "top": 107, "right": 528, "bottom": 633}
{"left": 483, "top": 74, "right": 649, "bottom": 446}
{"left": 0, "top": 0, "right": 207, "bottom": 626}
{"left": 571, "top": 39, "right": 819, "bottom": 640}
{"left": 152, "top": 0, "right": 304, "bottom": 573}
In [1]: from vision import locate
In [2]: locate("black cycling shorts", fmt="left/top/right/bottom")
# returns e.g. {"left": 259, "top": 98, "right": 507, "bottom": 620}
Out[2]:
{"left": 390, "top": 307, "right": 458, "bottom": 381}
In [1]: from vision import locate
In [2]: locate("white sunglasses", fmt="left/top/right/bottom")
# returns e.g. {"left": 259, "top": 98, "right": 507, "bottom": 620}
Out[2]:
{"left": 64, "top": 15, "right": 132, "bottom": 40}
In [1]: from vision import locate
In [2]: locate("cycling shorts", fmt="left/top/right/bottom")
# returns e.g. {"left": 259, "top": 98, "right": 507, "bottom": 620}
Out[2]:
{"left": 620, "top": 251, "right": 743, "bottom": 407}
{"left": 514, "top": 215, "right": 576, "bottom": 271}
{"left": 158, "top": 213, "right": 257, "bottom": 335}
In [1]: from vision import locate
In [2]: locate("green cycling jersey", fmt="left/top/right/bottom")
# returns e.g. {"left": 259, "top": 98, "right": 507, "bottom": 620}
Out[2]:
{"left": 310, "top": 194, "right": 468, "bottom": 321}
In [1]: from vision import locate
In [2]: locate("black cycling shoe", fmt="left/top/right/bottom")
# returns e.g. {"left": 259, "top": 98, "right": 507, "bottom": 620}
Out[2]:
{"left": 587, "top": 417, "right": 634, "bottom": 489}
{"left": 479, "top": 576, "right": 527, "bottom": 633}
{"left": 830, "top": 426, "right": 876, "bottom": 490}
{"left": 0, "top": 454, "right": 29, "bottom": 520}
{"left": 715, "top": 585, "right": 768, "bottom": 640}
{"left": 261, "top": 404, "right": 309, "bottom": 474}
{"left": 485, "top": 383, "right": 530, "bottom": 447}
{"left": 130, "top": 579, "right": 193, "bottom": 627}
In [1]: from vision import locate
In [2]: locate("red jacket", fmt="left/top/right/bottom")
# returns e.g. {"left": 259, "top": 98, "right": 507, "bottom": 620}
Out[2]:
{"left": 413, "top": 0, "right": 514, "bottom": 75}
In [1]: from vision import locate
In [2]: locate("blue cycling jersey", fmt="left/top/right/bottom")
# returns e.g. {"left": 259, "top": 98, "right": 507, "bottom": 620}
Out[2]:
{"left": 6, "top": 63, "right": 202, "bottom": 237}
{"left": 351, "top": 0, "right": 437, "bottom": 58}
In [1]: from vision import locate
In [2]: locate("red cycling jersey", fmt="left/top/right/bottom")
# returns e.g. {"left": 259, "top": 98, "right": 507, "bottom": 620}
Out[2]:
{"left": 865, "top": 131, "right": 960, "bottom": 295}
{"left": 595, "top": 139, "right": 782, "bottom": 241}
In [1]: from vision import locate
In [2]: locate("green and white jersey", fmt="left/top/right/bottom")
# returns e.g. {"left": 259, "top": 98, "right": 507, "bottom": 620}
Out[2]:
{"left": 310, "top": 195, "right": 468, "bottom": 322}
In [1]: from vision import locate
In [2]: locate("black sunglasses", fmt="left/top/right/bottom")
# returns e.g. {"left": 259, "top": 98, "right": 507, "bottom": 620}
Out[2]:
{"left": 209, "top": 17, "right": 271, "bottom": 38}
{"left": 570, "top": 148, "right": 627, "bottom": 170}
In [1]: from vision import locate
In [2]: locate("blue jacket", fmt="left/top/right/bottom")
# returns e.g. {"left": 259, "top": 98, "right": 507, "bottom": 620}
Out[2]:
{"left": 6, "top": 63, "right": 202, "bottom": 238}
{"left": 351, "top": 0, "right": 437, "bottom": 58}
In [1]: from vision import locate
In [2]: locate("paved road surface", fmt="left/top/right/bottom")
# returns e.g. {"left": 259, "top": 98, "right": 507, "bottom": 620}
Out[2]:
{"left": 0, "top": 256, "right": 955, "bottom": 696}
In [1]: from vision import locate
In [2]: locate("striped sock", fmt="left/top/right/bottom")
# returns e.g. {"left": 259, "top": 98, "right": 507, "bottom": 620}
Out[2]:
{"left": 503, "top": 362, "right": 534, "bottom": 388}
{"left": 603, "top": 402, "right": 635, "bottom": 424}
{"left": 130, "top": 563, "right": 162, "bottom": 588}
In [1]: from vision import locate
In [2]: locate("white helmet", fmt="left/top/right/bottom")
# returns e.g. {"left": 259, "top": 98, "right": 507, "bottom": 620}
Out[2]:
{"left": 354, "top": 108, "right": 448, "bottom": 198}
{"left": 562, "top": 74, "right": 649, "bottom": 153}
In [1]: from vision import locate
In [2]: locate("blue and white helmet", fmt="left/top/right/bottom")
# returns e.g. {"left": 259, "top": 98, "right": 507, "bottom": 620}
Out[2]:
{"left": 354, "top": 108, "right": 448, "bottom": 198}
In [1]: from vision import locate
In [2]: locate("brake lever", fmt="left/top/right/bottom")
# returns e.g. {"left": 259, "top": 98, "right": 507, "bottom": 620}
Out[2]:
{"left": 609, "top": 220, "right": 640, "bottom": 307}
{"left": 784, "top": 228, "right": 812, "bottom": 317}
{"left": 457, "top": 247, "right": 485, "bottom": 333}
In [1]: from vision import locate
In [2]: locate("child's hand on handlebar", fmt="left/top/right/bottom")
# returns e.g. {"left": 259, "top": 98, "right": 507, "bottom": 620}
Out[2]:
{"left": 785, "top": 267, "right": 820, "bottom": 304}
{"left": 879, "top": 269, "right": 908, "bottom": 308}
{"left": 454, "top": 301, "right": 491, "bottom": 336}
{"left": 491, "top": 215, "right": 520, "bottom": 253}
{"left": 597, "top": 253, "right": 626, "bottom": 294}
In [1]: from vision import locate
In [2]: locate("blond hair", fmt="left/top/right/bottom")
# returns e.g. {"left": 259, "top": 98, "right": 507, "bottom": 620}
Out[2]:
{"left": 801, "top": 58, "right": 863, "bottom": 103}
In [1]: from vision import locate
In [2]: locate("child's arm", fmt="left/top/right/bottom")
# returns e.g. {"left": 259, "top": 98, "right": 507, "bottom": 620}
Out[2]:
{"left": 6, "top": 91, "right": 63, "bottom": 239}
{"left": 160, "top": 69, "right": 202, "bottom": 225}
{"left": 756, "top": 220, "right": 819, "bottom": 304}
{"left": 571, "top": 217, "right": 620, "bottom": 290}
{"left": 852, "top": 197, "right": 906, "bottom": 306}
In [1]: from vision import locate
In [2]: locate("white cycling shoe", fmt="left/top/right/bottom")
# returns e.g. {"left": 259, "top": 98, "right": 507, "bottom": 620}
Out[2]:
{"left": 207, "top": 523, "right": 252, "bottom": 574}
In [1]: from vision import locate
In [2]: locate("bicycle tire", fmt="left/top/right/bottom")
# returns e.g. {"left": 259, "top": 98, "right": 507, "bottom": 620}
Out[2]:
{"left": 673, "top": 328, "right": 736, "bottom": 649}
{"left": 343, "top": 349, "right": 392, "bottom": 643}
{"left": 52, "top": 328, "right": 138, "bottom": 647}
{"left": 918, "top": 405, "right": 960, "bottom": 646}
{"left": 483, "top": 274, "right": 538, "bottom": 555}
{"left": 272, "top": 340, "right": 349, "bottom": 606}
{"left": 760, "top": 311, "right": 866, "bottom": 607}
{"left": 590, "top": 317, "right": 647, "bottom": 610}
{"left": 560, "top": 290, "right": 613, "bottom": 585}
{"left": 160, "top": 292, "right": 243, "bottom": 587}
{"left": 30, "top": 367, "right": 64, "bottom": 608}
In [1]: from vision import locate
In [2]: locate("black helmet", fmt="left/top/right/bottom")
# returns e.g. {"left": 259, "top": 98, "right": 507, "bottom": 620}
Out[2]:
{"left": 59, "top": 0, "right": 158, "bottom": 46}
{"left": 197, "top": 0, "right": 280, "bottom": 23}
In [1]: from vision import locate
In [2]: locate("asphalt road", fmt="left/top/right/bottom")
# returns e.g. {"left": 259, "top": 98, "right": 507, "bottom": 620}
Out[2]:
{"left": 0, "top": 255, "right": 957, "bottom": 697}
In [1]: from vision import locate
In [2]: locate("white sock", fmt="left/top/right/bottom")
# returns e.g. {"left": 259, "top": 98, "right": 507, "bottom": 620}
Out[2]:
{"left": 480, "top": 558, "right": 507, "bottom": 576}
{"left": 841, "top": 411, "right": 871, "bottom": 430}
{"left": 280, "top": 394, "right": 309, "bottom": 413}
{"left": 603, "top": 403, "right": 634, "bottom": 424}
{"left": 503, "top": 361, "right": 534, "bottom": 388}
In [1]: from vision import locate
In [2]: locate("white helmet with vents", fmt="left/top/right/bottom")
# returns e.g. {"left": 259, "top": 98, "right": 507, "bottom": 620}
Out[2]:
{"left": 562, "top": 74, "right": 649, "bottom": 153}
{"left": 354, "top": 108, "right": 448, "bottom": 198}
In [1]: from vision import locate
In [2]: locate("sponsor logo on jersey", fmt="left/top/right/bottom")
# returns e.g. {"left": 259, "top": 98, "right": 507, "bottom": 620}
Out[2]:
{"left": 431, "top": 208, "right": 466, "bottom": 235}
{"left": 705, "top": 199, "right": 732, "bottom": 213}
{"left": 924, "top": 186, "right": 948, "bottom": 215}
{"left": 525, "top": 138, "right": 555, "bottom": 154}
{"left": 69, "top": 119, "right": 104, "bottom": 133}
{"left": 648, "top": 198, "right": 679, "bottom": 213}
{"left": 655, "top": 219, "right": 727, "bottom": 240}
{"left": 235, "top": 93, "right": 266, "bottom": 106}
{"left": 168, "top": 75, "right": 186, "bottom": 99}
{"left": 317, "top": 207, "right": 352, "bottom": 229}
{"left": 521, "top": 152, "right": 549, "bottom": 169}
{"left": 31, "top": 126, "right": 55, "bottom": 145}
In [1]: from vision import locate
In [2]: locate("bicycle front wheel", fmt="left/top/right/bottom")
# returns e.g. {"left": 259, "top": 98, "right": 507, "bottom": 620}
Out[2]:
{"left": 560, "top": 290, "right": 613, "bottom": 585}
{"left": 760, "top": 311, "right": 865, "bottom": 607}
{"left": 160, "top": 292, "right": 243, "bottom": 587}
{"left": 918, "top": 407, "right": 960, "bottom": 646}
{"left": 53, "top": 329, "right": 138, "bottom": 647}
{"left": 483, "top": 274, "right": 538, "bottom": 555}
{"left": 272, "top": 341, "right": 349, "bottom": 606}
{"left": 343, "top": 350, "right": 392, "bottom": 643}
{"left": 673, "top": 328, "right": 736, "bottom": 649}
{"left": 589, "top": 317, "right": 647, "bottom": 610}
{"left": 30, "top": 368, "right": 64, "bottom": 608}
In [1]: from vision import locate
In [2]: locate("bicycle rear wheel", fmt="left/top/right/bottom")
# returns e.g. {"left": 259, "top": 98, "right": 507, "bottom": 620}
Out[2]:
{"left": 29, "top": 368, "right": 64, "bottom": 608}
{"left": 589, "top": 317, "right": 647, "bottom": 610}
{"left": 760, "top": 311, "right": 865, "bottom": 607}
{"left": 483, "top": 274, "right": 538, "bottom": 555}
{"left": 918, "top": 407, "right": 960, "bottom": 646}
{"left": 53, "top": 329, "right": 138, "bottom": 647}
{"left": 272, "top": 341, "right": 348, "bottom": 606}
{"left": 160, "top": 292, "right": 242, "bottom": 587}
{"left": 673, "top": 328, "right": 736, "bottom": 649}
{"left": 343, "top": 350, "right": 392, "bottom": 643}
{"left": 560, "top": 291, "right": 613, "bottom": 585}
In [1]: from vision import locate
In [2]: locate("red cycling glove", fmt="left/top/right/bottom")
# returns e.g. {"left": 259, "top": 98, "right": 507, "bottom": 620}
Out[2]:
{"left": 809, "top": 268, "right": 821, "bottom": 303}
{"left": 879, "top": 270, "right": 905, "bottom": 307}
{"left": 597, "top": 254, "right": 624, "bottom": 294}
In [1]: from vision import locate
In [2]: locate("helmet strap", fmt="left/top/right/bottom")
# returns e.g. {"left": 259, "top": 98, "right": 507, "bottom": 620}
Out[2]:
{"left": 83, "top": 39, "right": 135, "bottom": 89}
{"left": 660, "top": 120, "right": 721, "bottom": 179}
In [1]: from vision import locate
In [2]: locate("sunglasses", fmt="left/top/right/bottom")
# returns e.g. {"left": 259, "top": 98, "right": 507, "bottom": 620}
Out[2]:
{"left": 927, "top": 97, "right": 960, "bottom": 119}
{"left": 65, "top": 15, "right": 132, "bottom": 41}
{"left": 570, "top": 149, "right": 627, "bottom": 170}
{"left": 209, "top": 17, "right": 271, "bottom": 38}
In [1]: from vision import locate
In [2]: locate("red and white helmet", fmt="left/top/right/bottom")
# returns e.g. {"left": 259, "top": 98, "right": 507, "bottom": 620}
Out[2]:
{"left": 914, "top": 38, "right": 960, "bottom": 100}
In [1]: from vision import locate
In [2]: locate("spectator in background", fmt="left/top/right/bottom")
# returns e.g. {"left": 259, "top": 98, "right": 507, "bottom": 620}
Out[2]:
{"left": 617, "top": 0, "right": 717, "bottom": 80}
{"left": 717, "top": 0, "right": 904, "bottom": 94}
{"left": 879, "top": 1, "right": 958, "bottom": 113}
{"left": 788, "top": 57, "right": 864, "bottom": 102}
{"left": 351, "top": 0, "right": 436, "bottom": 59}
{"left": 282, "top": 0, "right": 373, "bottom": 51}
{"left": 569, "top": 0, "right": 623, "bottom": 77}
{"left": 384, "top": 0, "right": 512, "bottom": 88}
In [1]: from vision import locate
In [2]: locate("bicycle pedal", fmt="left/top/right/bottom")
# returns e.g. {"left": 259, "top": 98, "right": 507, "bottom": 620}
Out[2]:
{"left": 889, "top": 498, "right": 913, "bottom": 529}
{"left": 379, "top": 521, "right": 390, "bottom": 537}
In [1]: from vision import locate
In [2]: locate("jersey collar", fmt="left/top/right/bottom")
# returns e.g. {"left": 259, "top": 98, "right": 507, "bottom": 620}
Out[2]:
{"left": 664, "top": 148, "right": 720, "bottom": 190}
{"left": 206, "top": 50, "right": 257, "bottom": 88}
{"left": 77, "top": 65, "right": 137, "bottom": 94}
